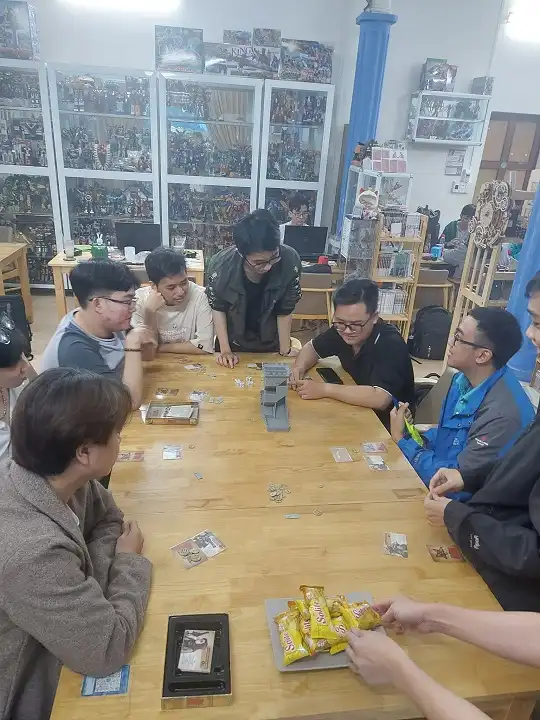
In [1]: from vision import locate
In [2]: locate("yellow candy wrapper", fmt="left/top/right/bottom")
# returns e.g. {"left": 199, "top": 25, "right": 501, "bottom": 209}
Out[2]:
{"left": 275, "top": 610, "right": 310, "bottom": 666}
{"left": 298, "top": 616, "right": 317, "bottom": 655}
{"left": 288, "top": 599, "right": 310, "bottom": 621}
{"left": 340, "top": 600, "right": 381, "bottom": 631}
{"left": 326, "top": 596, "right": 346, "bottom": 618}
{"left": 300, "top": 585, "right": 339, "bottom": 643}
{"left": 329, "top": 614, "right": 348, "bottom": 655}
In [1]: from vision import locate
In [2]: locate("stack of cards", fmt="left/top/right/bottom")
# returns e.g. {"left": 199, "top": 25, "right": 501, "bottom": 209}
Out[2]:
{"left": 364, "top": 455, "right": 390, "bottom": 471}
{"left": 117, "top": 451, "right": 144, "bottom": 463}
{"left": 384, "top": 532, "right": 408, "bottom": 558}
{"left": 178, "top": 629, "right": 215, "bottom": 674}
{"left": 171, "top": 530, "right": 226, "bottom": 570}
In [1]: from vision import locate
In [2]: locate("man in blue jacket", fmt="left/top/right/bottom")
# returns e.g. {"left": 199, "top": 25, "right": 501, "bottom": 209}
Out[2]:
{"left": 390, "top": 307, "right": 534, "bottom": 490}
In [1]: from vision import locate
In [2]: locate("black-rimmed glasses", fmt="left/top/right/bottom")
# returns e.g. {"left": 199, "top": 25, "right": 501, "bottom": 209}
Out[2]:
{"left": 452, "top": 331, "right": 492, "bottom": 353}
{"left": 91, "top": 296, "right": 137, "bottom": 308}
{"left": 332, "top": 314, "right": 373, "bottom": 333}
{"left": 242, "top": 251, "right": 281, "bottom": 271}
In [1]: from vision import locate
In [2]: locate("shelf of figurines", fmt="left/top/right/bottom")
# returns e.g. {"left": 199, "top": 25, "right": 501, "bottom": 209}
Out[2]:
{"left": 407, "top": 90, "right": 490, "bottom": 146}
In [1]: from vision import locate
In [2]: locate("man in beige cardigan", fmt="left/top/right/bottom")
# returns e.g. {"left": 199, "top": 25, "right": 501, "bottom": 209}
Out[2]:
{"left": 0, "top": 368, "right": 152, "bottom": 720}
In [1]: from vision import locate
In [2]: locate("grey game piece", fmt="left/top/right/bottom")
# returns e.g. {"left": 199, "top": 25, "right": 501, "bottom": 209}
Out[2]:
{"left": 260, "top": 362, "right": 290, "bottom": 432}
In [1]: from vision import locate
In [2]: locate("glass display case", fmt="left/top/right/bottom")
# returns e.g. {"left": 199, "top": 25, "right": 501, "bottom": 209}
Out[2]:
{"left": 259, "top": 80, "right": 334, "bottom": 226}
{"left": 159, "top": 72, "right": 262, "bottom": 254}
{"left": 0, "top": 60, "right": 62, "bottom": 286}
{"left": 344, "top": 166, "right": 413, "bottom": 215}
{"left": 407, "top": 91, "right": 490, "bottom": 146}
{"left": 48, "top": 65, "right": 160, "bottom": 247}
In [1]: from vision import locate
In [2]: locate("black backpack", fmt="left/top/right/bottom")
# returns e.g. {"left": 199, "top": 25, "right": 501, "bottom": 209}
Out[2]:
{"left": 0, "top": 294, "right": 32, "bottom": 359}
{"left": 408, "top": 305, "right": 451, "bottom": 360}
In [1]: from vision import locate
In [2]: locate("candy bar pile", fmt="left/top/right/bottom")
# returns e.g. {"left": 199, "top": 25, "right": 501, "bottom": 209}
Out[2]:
{"left": 274, "top": 585, "right": 381, "bottom": 666}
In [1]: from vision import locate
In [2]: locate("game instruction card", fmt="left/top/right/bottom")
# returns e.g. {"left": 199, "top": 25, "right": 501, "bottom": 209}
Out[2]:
{"left": 81, "top": 665, "right": 130, "bottom": 696}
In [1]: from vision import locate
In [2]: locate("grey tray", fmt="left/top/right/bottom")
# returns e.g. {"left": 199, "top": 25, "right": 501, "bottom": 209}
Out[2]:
{"left": 266, "top": 592, "right": 378, "bottom": 672}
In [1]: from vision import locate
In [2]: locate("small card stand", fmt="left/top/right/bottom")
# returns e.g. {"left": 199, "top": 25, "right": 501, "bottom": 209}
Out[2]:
{"left": 162, "top": 614, "right": 231, "bottom": 710}
{"left": 146, "top": 402, "right": 200, "bottom": 426}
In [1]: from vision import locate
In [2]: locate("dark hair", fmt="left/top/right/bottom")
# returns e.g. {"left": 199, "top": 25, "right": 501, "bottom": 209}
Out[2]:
{"left": 289, "top": 193, "right": 309, "bottom": 213}
{"left": 233, "top": 209, "right": 280, "bottom": 256}
{"left": 145, "top": 247, "right": 187, "bottom": 285}
{"left": 469, "top": 307, "right": 522, "bottom": 369}
{"left": 461, "top": 204, "right": 476, "bottom": 219}
{"left": 0, "top": 326, "right": 27, "bottom": 368}
{"left": 12, "top": 368, "right": 132, "bottom": 476}
{"left": 70, "top": 259, "right": 139, "bottom": 308}
{"left": 333, "top": 278, "right": 379, "bottom": 315}
{"left": 526, "top": 272, "right": 540, "bottom": 298}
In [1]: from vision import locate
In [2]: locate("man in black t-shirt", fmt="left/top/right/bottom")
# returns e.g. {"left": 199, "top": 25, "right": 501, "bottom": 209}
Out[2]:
{"left": 290, "top": 278, "right": 415, "bottom": 429}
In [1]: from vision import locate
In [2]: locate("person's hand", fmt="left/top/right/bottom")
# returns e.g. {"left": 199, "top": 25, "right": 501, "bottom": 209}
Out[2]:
{"left": 125, "top": 326, "right": 153, "bottom": 351}
{"left": 373, "top": 596, "right": 435, "bottom": 634}
{"left": 296, "top": 379, "right": 327, "bottom": 400}
{"left": 390, "top": 402, "right": 408, "bottom": 443}
{"left": 345, "top": 628, "right": 409, "bottom": 686}
{"left": 285, "top": 346, "right": 300, "bottom": 358}
{"left": 424, "top": 492, "right": 452, "bottom": 526}
{"left": 144, "top": 288, "right": 166, "bottom": 313}
{"left": 116, "top": 520, "right": 144, "bottom": 555}
{"left": 215, "top": 351, "right": 239, "bottom": 369}
{"left": 288, "top": 366, "right": 305, "bottom": 389}
{"left": 429, "top": 467, "right": 464, "bottom": 497}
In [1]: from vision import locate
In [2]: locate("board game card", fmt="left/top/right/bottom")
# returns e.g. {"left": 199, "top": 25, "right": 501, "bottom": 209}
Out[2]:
{"left": 156, "top": 388, "right": 179, "bottom": 398}
{"left": 362, "top": 442, "right": 388, "bottom": 453}
{"left": 330, "top": 447, "right": 353, "bottom": 463}
{"left": 393, "top": 488, "right": 426, "bottom": 500}
{"left": 178, "top": 629, "right": 216, "bottom": 674}
{"left": 364, "top": 455, "right": 390, "bottom": 471}
{"left": 163, "top": 445, "right": 183, "bottom": 460}
{"left": 184, "top": 364, "right": 203, "bottom": 371}
{"left": 81, "top": 665, "right": 130, "bottom": 696}
{"left": 192, "top": 530, "right": 226, "bottom": 558}
{"left": 117, "top": 451, "right": 144, "bottom": 463}
{"left": 189, "top": 391, "right": 207, "bottom": 403}
{"left": 427, "top": 544, "right": 465, "bottom": 562}
{"left": 171, "top": 539, "right": 208, "bottom": 569}
{"left": 384, "top": 532, "right": 408, "bottom": 558}
{"left": 247, "top": 363, "right": 263, "bottom": 369}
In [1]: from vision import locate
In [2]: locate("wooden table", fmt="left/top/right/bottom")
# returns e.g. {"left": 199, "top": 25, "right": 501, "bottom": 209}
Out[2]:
{"left": 51, "top": 356, "right": 540, "bottom": 720}
{"left": 0, "top": 242, "right": 33, "bottom": 322}
{"left": 48, "top": 249, "right": 205, "bottom": 320}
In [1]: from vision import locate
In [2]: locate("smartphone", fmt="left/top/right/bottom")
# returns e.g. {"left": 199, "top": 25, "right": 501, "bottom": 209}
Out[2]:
{"left": 392, "top": 397, "right": 424, "bottom": 447}
{"left": 316, "top": 367, "right": 344, "bottom": 385}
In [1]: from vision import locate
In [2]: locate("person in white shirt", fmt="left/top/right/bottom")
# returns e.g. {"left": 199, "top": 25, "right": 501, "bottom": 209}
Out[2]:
{"left": 0, "top": 321, "right": 37, "bottom": 462}
{"left": 279, "top": 193, "right": 311, "bottom": 243}
{"left": 131, "top": 247, "right": 214, "bottom": 358}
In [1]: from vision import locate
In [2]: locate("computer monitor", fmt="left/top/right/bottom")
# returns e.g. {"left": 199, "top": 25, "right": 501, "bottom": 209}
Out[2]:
{"left": 284, "top": 225, "right": 328, "bottom": 260}
{"left": 115, "top": 222, "right": 161, "bottom": 253}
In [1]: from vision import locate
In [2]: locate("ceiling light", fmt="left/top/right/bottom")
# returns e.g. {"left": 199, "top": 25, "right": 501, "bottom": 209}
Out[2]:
{"left": 58, "top": 0, "right": 180, "bottom": 12}
{"left": 506, "top": 0, "right": 540, "bottom": 42}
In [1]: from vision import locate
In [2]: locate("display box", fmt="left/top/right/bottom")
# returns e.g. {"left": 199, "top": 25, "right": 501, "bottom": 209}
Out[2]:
{"left": 0, "top": 2, "right": 39, "bottom": 60}
{"left": 145, "top": 401, "right": 200, "bottom": 425}
{"left": 162, "top": 614, "right": 231, "bottom": 710}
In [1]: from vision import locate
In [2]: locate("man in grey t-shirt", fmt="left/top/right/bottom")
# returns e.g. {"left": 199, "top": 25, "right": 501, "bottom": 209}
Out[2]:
{"left": 41, "top": 259, "right": 154, "bottom": 409}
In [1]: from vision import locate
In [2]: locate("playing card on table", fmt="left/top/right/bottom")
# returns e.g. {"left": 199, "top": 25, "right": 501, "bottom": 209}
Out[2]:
{"left": 189, "top": 390, "right": 207, "bottom": 403}
{"left": 427, "top": 544, "right": 465, "bottom": 562}
{"left": 364, "top": 455, "right": 390, "bottom": 471}
{"left": 393, "top": 487, "right": 426, "bottom": 500}
{"left": 171, "top": 539, "right": 208, "bottom": 569}
{"left": 163, "top": 445, "right": 183, "bottom": 460}
{"left": 362, "top": 442, "right": 387, "bottom": 453}
{"left": 156, "top": 387, "right": 179, "bottom": 398}
{"left": 184, "top": 364, "right": 203, "bottom": 371}
{"left": 384, "top": 532, "right": 408, "bottom": 558}
{"left": 330, "top": 447, "right": 353, "bottom": 463}
{"left": 178, "top": 629, "right": 215, "bottom": 674}
{"left": 117, "top": 451, "right": 144, "bottom": 462}
{"left": 192, "top": 529, "right": 226, "bottom": 558}
{"left": 81, "top": 665, "right": 130, "bottom": 696}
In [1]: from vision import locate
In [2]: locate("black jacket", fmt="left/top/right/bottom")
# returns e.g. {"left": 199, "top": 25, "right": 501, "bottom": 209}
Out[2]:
{"left": 444, "top": 410, "right": 540, "bottom": 611}
{"left": 206, "top": 245, "right": 302, "bottom": 352}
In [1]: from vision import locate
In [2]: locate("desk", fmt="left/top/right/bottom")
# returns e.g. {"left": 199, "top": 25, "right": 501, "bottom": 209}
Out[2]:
{"left": 0, "top": 243, "right": 33, "bottom": 322}
{"left": 51, "top": 357, "right": 540, "bottom": 720}
{"left": 48, "top": 249, "right": 205, "bottom": 320}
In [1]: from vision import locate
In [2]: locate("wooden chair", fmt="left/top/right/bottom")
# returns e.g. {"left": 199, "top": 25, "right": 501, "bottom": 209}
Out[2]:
{"left": 293, "top": 274, "right": 333, "bottom": 328}
{"left": 415, "top": 268, "right": 453, "bottom": 311}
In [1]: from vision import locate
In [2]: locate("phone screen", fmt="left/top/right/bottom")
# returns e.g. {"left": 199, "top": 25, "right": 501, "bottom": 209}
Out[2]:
{"left": 316, "top": 367, "right": 344, "bottom": 385}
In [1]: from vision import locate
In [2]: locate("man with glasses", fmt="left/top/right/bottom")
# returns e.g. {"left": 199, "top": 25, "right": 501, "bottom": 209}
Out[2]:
{"left": 206, "top": 209, "right": 302, "bottom": 367}
{"left": 279, "top": 193, "right": 310, "bottom": 243}
{"left": 42, "top": 259, "right": 153, "bottom": 409}
{"left": 290, "top": 278, "right": 415, "bottom": 430}
{"left": 391, "top": 307, "right": 533, "bottom": 490}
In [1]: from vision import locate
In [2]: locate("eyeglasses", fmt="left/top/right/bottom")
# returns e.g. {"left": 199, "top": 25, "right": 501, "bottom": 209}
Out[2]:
{"left": 243, "top": 251, "right": 282, "bottom": 270}
{"left": 332, "top": 315, "right": 373, "bottom": 333}
{"left": 0, "top": 311, "right": 15, "bottom": 345}
{"left": 291, "top": 210, "right": 308, "bottom": 218}
{"left": 92, "top": 296, "right": 136, "bottom": 308}
{"left": 452, "top": 331, "right": 492, "bottom": 353}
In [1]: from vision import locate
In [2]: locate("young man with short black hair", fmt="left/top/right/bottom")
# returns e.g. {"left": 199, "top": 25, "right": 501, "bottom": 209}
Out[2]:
{"left": 291, "top": 277, "right": 415, "bottom": 430}
{"left": 279, "top": 193, "right": 310, "bottom": 243}
{"left": 391, "top": 307, "right": 533, "bottom": 487}
{"left": 207, "top": 209, "right": 302, "bottom": 368}
{"left": 41, "top": 259, "right": 152, "bottom": 409}
{"left": 424, "top": 272, "right": 540, "bottom": 612}
{"left": 441, "top": 203, "right": 476, "bottom": 279}
{"left": 131, "top": 247, "right": 214, "bottom": 357}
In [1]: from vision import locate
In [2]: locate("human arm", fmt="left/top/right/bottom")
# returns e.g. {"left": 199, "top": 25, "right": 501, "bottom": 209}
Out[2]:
{"left": 212, "top": 309, "right": 238, "bottom": 368}
{"left": 277, "top": 313, "right": 296, "bottom": 357}
{"left": 290, "top": 340, "right": 319, "bottom": 386}
{"left": 123, "top": 328, "right": 152, "bottom": 409}
{"left": 159, "top": 341, "right": 207, "bottom": 355}
{"left": 299, "top": 381, "right": 393, "bottom": 410}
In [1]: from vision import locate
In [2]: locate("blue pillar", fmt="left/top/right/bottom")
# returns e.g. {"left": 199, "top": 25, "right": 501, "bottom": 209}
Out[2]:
{"left": 337, "top": 10, "right": 397, "bottom": 232}
{"left": 507, "top": 186, "right": 540, "bottom": 381}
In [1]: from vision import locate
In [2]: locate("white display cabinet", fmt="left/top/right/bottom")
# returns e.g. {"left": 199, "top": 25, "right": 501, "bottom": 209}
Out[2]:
{"left": 344, "top": 165, "right": 413, "bottom": 214}
{"left": 407, "top": 90, "right": 490, "bottom": 146}
{"left": 0, "top": 59, "right": 62, "bottom": 287}
{"left": 158, "top": 72, "right": 262, "bottom": 259}
{"left": 48, "top": 64, "right": 160, "bottom": 248}
{"left": 258, "top": 80, "right": 335, "bottom": 227}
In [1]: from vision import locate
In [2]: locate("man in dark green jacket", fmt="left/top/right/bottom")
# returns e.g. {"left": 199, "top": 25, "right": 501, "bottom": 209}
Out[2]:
{"left": 440, "top": 204, "right": 476, "bottom": 279}
{"left": 206, "top": 209, "right": 302, "bottom": 368}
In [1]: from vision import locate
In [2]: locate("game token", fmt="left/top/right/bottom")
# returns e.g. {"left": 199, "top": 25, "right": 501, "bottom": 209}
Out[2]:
{"left": 194, "top": 473, "right": 203, "bottom": 480}
{"left": 234, "top": 379, "right": 245, "bottom": 388}
{"left": 189, "top": 444, "right": 195, "bottom": 449}
{"left": 179, "top": 547, "right": 190, "bottom": 557}
{"left": 313, "top": 509, "right": 323, "bottom": 516}
{"left": 318, "top": 484, "right": 324, "bottom": 488}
